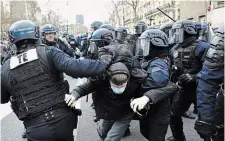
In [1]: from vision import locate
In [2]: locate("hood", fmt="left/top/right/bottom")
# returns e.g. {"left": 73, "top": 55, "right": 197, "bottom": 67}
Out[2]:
{"left": 107, "top": 62, "right": 130, "bottom": 78}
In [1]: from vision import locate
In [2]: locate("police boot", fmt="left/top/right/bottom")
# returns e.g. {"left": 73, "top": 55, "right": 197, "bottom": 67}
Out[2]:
{"left": 169, "top": 115, "right": 186, "bottom": 141}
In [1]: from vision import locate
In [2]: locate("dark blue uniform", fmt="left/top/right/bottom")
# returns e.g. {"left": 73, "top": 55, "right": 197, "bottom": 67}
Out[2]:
{"left": 140, "top": 58, "right": 172, "bottom": 141}
{"left": 169, "top": 40, "right": 210, "bottom": 141}
{"left": 195, "top": 24, "right": 224, "bottom": 141}
{"left": 1, "top": 46, "right": 108, "bottom": 141}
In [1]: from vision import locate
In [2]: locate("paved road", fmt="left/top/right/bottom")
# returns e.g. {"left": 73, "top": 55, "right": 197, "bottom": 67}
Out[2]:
{"left": 1, "top": 76, "right": 202, "bottom": 141}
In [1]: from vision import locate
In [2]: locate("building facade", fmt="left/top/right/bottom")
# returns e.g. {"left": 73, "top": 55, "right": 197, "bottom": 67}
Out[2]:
{"left": 109, "top": 0, "right": 212, "bottom": 29}
{"left": 207, "top": 1, "right": 224, "bottom": 28}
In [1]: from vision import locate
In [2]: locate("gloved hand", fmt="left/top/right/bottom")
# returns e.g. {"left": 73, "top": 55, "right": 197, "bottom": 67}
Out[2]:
{"left": 130, "top": 96, "right": 150, "bottom": 112}
{"left": 194, "top": 120, "right": 217, "bottom": 140}
{"left": 179, "top": 73, "right": 193, "bottom": 84}
{"left": 65, "top": 94, "right": 76, "bottom": 108}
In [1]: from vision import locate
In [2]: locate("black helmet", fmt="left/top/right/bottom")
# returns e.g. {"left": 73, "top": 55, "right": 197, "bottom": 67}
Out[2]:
{"left": 170, "top": 20, "right": 198, "bottom": 44}
{"left": 62, "top": 32, "right": 68, "bottom": 38}
{"left": 41, "top": 24, "right": 56, "bottom": 37}
{"left": 8, "top": 20, "right": 39, "bottom": 45}
{"left": 90, "top": 28, "right": 113, "bottom": 48}
{"left": 134, "top": 21, "right": 147, "bottom": 35}
{"left": 100, "top": 24, "right": 114, "bottom": 31}
{"left": 137, "top": 29, "right": 169, "bottom": 57}
{"left": 91, "top": 21, "right": 103, "bottom": 31}
{"left": 114, "top": 26, "right": 127, "bottom": 43}
{"left": 160, "top": 22, "right": 173, "bottom": 37}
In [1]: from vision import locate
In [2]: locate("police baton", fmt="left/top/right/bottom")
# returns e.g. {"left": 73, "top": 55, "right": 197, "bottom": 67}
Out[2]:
{"left": 157, "top": 8, "right": 176, "bottom": 22}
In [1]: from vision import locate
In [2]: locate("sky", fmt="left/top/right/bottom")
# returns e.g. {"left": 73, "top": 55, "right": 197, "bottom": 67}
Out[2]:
{"left": 37, "top": 0, "right": 113, "bottom": 29}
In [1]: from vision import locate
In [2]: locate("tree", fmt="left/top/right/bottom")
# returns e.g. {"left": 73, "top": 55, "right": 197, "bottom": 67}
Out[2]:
{"left": 26, "top": 1, "right": 39, "bottom": 22}
{"left": 124, "top": 0, "right": 139, "bottom": 23}
{"left": 111, "top": 0, "right": 121, "bottom": 26}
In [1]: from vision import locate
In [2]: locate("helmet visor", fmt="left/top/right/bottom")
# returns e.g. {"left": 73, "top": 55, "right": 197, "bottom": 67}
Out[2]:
{"left": 137, "top": 38, "right": 151, "bottom": 57}
{"left": 169, "top": 28, "right": 184, "bottom": 44}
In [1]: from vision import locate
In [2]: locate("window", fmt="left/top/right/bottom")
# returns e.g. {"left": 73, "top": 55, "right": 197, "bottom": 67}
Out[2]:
{"left": 216, "top": 1, "right": 224, "bottom": 9}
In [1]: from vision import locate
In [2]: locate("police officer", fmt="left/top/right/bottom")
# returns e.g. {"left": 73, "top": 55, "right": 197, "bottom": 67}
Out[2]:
{"left": 62, "top": 32, "right": 69, "bottom": 41}
{"left": 167, "top": 20, "right": 210, "bottom": 141}
{"left": 41, "top": 24, "right": 74, "bottom": 57}
{"left": 80, "top": 33, "right": 89, "bottom": 57}
{"left": 86, "top": 21, "right": 103, "bottom": 59}
{"left": 195, "top": 24, "right": 224, "bottom": 141}
{"left": 68, "top": 34, "right": 77, "bottom": 50}
{"left": 134, "top": 21, "right": 148, "bottom": 61}
{"left": 88, "top": 28, "right": 113, "bottom": 60}
{"left": 134, "top": 28, "right": 174, "bottom": 141}
{"left": 1, "top": 20, "right": 112, "bottom": 141}
{"left": 100, "top": 24, "right": 115, "bottom": 39}
{"left": 160, "top": 22, "right": 174, "bottom": 38}
{"left": 90, "top": 21, "right": 103, "bottom": 32}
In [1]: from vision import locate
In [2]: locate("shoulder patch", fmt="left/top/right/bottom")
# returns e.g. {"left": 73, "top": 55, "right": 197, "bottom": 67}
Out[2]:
{"left": 10, "top": 48, "right": 38, "bottom": 69}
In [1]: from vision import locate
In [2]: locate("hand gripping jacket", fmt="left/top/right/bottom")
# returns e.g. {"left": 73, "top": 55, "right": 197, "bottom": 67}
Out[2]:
{"left": 2, "top": 46, "right": 68, "bottom": 120}
{"left": 204, "top": 24, "right": 224, "bottom": 68}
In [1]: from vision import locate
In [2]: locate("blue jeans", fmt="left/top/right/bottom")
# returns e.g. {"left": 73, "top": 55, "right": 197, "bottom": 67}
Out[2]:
{"left": 97, "top": 113, "right": 133, "bottom": 141}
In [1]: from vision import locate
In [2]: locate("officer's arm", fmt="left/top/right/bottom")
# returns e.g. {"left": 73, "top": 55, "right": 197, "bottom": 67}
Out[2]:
{"left": 197, "top": 64, "right": 223, "bottom": 123}
{"left": 70, "top": 79, "right": 95, "bottom": 100}
{"left": 1, "top": 75, "right": 10, "bottom": 104}
{"left": 58, "top": 37, "right": 75, "bottom": 57}
{"left": 141, "top": 59, "right": 170, "bottom": 102}
{"left": 143, "top": 82, "right": 178, "bottom": 104}
{"left": 46, "top": 47, "right": 108, "bottom": 78}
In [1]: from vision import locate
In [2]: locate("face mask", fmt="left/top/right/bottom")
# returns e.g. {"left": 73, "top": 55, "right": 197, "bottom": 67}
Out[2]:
{"left": 111, "top": 86, "right": 126, "bottom": 94}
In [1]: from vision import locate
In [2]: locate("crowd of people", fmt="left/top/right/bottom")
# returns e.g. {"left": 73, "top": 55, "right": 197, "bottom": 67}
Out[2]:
{"left": 1, "top": 18, "right": 224, "bottom": 141}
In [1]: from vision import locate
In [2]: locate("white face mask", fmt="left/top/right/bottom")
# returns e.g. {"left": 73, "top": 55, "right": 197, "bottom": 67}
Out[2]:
{"left": 110, "top": 82, "right": 127, "bottom": 94}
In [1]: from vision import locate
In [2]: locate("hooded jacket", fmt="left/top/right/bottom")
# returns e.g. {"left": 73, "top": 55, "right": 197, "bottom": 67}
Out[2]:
{"left": 72, "top": 62, "right": 146, "bottom": 120}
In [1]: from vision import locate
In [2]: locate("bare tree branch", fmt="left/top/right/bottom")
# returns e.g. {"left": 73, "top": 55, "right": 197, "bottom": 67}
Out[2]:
{"left": 111, "top": 0, "right": 121, "bottom": 25}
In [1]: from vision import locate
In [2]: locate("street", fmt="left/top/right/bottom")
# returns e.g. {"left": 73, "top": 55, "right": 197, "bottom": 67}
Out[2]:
{"left": 1, "top": 76, "right": 202, "bottom": 141}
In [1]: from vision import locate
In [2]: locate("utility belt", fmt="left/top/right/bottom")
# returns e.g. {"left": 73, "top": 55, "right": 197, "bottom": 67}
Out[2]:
{"left": 24, "top": 107, "right": 72, "bottom": 127}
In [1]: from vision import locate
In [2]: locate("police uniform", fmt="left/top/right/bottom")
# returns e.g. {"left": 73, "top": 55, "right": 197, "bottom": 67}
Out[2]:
{"left": 195, "top": 24, "right": 224, "bottom": 141}
{"left": 169, "top": 38, "right": 210, "bottom": 141}
{"left": 1, "top": 19, "right": 109, "bottom": 141}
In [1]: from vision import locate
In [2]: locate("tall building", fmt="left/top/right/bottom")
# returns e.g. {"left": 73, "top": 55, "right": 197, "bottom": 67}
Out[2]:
{"left": 76, "top": 15, "right": 84, "bottom": 24}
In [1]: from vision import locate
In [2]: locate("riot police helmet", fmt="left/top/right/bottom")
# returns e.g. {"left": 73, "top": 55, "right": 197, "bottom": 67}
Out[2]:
{"left": 169, "top": 20, "right": 198, "bottom": 44}
{"left": 137, "top": 29, "right": 169, "bottom": 57}
{"left": 90, "top": 28, "right": 113, "bottom": 48}
{"left": 134, "top": 21, "right": 147, "bottom": 35}
{"left": 91, "top": 21, "right": 103, "bottom": 31}
{"left": 114, "top": 26, "right": 127, "bottom": 42}
{"left": 41, "top": 24, "right": 57, "bottom": 43}
{"left": 100, "top": 24, "right": 115, "bottom": 31}
{"left": 8, "top": 20, "right": 40, "bottom": 46}
{"left": 160, "top": 22, "right": 173, "bottom": 37}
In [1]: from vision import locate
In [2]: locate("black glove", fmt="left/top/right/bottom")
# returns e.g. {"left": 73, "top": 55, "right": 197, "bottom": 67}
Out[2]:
{"left": 194, "top": 120, "right": 217, "bottom": 140}
{"left": 179, "top": 73, "right": 193, "bottom": 84}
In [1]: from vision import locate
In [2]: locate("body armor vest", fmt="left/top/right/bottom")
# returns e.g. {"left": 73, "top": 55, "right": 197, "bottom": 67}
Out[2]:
{"left": 173, "top": 40, "right": 201, "bottom": 75}
{"left": 4, "top": 46, "right": 68, "bottom": 120}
